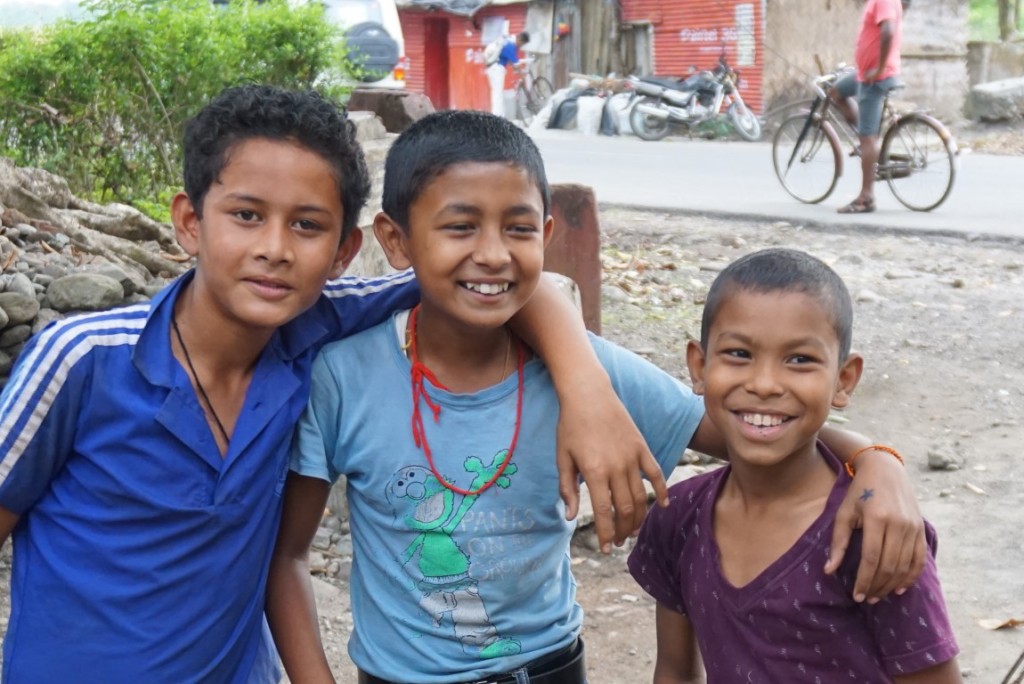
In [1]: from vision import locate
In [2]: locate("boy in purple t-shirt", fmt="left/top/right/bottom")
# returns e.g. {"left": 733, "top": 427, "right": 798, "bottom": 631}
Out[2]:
{"left": 629, "top": 248, "right": 961, "bottom": 683}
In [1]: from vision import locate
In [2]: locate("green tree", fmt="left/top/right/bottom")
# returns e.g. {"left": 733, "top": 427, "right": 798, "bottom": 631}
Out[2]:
{"left": 0, "top": 0, "right": 352, "bottom": 208}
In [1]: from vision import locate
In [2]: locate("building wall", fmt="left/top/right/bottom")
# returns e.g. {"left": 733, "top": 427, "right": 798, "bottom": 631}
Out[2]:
{"left": 621, "top": 0, "right": 766, "bottom": 112}
{"left": 400, "top": 0, "right": 969, "bottom": 120}
{"left": 763, "top": 0, "right": 968, "bottom": 121}
{"left": 399, "top": 4, "right": 528, "bottom": 112}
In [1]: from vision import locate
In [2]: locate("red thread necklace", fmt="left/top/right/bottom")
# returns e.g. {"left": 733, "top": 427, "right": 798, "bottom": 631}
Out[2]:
{"left": 406, "top": 305, "right": 524, "bottom": 496}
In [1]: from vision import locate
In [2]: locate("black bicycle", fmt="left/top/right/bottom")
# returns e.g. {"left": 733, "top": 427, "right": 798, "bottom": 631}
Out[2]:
{"left": 771, "top": 67, "right": 958, "bottom": 212}
{"left": 513, "top": 57, "right": 555, "bottom": 126}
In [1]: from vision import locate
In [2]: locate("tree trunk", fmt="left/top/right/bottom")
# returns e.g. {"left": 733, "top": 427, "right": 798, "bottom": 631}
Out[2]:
{"left": 999, "top": 0, "right": 1014, "bottom": 40}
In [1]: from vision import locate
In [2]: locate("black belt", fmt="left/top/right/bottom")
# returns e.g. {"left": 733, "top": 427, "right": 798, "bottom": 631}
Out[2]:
{"left": 357, "top": 638, "right": 586, "bottom": 684}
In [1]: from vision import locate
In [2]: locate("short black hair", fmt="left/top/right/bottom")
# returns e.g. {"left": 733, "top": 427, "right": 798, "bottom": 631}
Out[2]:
{"left": 517, "top": 31, "right": 530, "bottom": 44}
{"left": 380, "top": 110, "right": 550, "bottom": 232}
{"left": 182, "top": 84, "right": 370, "bottom": 239}
{"left": 700, "top": 248, "right": 854, "bottom": 360}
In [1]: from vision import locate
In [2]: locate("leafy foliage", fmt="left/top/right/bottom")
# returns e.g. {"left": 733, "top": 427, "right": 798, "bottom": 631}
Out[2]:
{"left": 694, "top": 115, "right": 737, "bottom": 140}
{"left": 0, "top": 0, "right": 352, "bottom": 207}
{"left": 971, "top": 0, "right": 1000, "bottom": 41}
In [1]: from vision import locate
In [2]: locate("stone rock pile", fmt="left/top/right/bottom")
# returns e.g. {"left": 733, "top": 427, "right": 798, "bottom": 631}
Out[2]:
{"left": 0, "top": 157, "right": 191, "bottom": 383}
{"left": 0, "top": 112, "right": 405, "bottom": 388}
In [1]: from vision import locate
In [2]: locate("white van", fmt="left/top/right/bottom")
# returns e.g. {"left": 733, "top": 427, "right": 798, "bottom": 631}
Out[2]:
{"left": 303, "top": 0, "right": 407, "bottom": 89}
{"left": 214, "top": 0, "right": 406, "bottom": 89}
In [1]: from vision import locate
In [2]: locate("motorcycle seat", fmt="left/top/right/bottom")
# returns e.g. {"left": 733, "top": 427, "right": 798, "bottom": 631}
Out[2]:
{"left": 639, "top": 75, "right": 690, "bottom": 90}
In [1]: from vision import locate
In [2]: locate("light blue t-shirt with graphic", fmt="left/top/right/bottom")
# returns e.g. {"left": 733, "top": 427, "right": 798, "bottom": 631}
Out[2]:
{"left": 291, "top": 311, "right": 704, "bottom": 683}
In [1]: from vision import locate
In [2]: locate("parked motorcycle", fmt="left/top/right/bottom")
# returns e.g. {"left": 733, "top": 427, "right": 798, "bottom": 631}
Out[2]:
{"left": 627, "top": 55, "right": 761, "bottom": 142}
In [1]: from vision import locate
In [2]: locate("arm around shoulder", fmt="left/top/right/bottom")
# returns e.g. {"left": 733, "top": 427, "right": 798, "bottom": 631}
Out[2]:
{"left": 321, "top": 269, "right": 419, "bottom": 339}
{"left": 510, "top": 273, "right": 669, "bottom": 551}
{"left": 818, "top": 425, "right": 926, "bottom": 603}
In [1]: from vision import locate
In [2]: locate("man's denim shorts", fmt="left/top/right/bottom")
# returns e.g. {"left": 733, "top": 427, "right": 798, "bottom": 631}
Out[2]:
{"left": 835, "top": 72, "right": 898, "bottom": 137}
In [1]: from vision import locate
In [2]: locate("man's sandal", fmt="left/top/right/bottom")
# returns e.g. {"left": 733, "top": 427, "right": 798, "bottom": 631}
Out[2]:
{"left": 837, "top": 198, "right": 875, "bottom": 214}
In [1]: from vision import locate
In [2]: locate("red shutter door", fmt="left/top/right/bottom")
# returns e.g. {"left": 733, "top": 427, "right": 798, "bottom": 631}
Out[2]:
{"left": 620, "top": 0, "right": 765, "bottom": 113}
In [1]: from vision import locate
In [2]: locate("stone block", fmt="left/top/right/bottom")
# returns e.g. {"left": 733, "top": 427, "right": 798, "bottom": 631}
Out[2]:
{"left": 967, "top": 76, "right": 1024, "bottom": 121}
{"left": 348, "top": 110, "right": 388, "bottom": 143}
{"left": 46, "top": 273, "right": 125, "bottom": 312}
{"left": 347, "top": 89, "right": 435, "bottom": 133}
{"left": 0, "top": 324, "right": 31, "bottom": 349}
{"left": 0, "top": 292, "right": 39, "bottom": 326}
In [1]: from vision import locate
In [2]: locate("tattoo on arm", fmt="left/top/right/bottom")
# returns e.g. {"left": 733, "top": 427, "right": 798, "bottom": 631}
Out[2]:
{"left": 859, "top": 488, "right": 875, "bottom": 502}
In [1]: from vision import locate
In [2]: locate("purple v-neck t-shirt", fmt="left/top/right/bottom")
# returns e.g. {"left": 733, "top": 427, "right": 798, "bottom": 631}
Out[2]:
{"left": 628, "top": 444, "right": 958, "bottom": 681}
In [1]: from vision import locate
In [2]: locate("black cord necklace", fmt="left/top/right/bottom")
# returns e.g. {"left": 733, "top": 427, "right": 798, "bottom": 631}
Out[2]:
{"left": 171, "top": 315, "right": 231, "bottom": 448}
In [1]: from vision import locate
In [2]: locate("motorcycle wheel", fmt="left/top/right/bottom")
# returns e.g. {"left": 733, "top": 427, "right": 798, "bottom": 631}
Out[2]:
{"left": 629, "top": 97, "right": 671, "bottom": 141}
{"left": 728, "top": 101, "right": 761, "bottom": 141}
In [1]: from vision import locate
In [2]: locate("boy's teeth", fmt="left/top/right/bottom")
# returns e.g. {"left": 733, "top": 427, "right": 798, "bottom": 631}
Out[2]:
{"left": 465, "top": 282, "right": 509, "bottom": 295}
{"left": 743, "top": 413, "right": 785, "bottom": 427}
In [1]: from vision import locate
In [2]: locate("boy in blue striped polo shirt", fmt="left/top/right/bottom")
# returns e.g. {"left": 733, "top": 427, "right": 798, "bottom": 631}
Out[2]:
{"left": 0, "top": 85, "right": 674, "bottom": 683}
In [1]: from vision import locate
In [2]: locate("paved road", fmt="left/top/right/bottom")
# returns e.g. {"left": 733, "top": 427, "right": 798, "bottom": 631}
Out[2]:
{"left": 531, "top": 129, "right": 1023, "bottom": 241}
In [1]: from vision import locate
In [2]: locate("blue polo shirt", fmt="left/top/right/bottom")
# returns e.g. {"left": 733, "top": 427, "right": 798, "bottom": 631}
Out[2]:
{"left": 0, "top": 269, "right": 418, "bottom": 683}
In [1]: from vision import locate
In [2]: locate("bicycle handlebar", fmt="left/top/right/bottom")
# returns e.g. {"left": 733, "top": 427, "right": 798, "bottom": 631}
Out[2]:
{"left": 811, "top": 65, "right": 855, "bottom": 98}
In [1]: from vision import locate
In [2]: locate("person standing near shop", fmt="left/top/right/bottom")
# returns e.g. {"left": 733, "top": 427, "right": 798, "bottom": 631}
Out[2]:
{"left": 485, "top": 31, "right": 530, "bottom": 118}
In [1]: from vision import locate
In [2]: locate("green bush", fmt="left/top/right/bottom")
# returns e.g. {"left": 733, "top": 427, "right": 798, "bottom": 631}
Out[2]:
{"left": 0, "top": 0, "right": 352, "bottom": 209}
{"left": 970, "top": 0, "right": 1000, "bottom": 41}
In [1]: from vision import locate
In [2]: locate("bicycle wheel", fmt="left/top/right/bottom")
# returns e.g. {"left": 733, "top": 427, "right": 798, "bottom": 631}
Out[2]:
{"left": 515, "top": 85, "right": 534, "bottom": 126}
{"left": 880, "top": 114, "right": 957, "bottom": 212}
{"left": 772, "top": 113, "right": 842, "bottom": 204}
{"left": 760, "top": 98, "right": 816, "bottom": 135}
{"left": 530, "top": 76, "right": 554, "bottom": 113}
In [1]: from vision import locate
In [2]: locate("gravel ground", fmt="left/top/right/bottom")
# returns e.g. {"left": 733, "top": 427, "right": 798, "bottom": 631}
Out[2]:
{"left": 953, "top": 118, "right": 1024, "bottom": 156}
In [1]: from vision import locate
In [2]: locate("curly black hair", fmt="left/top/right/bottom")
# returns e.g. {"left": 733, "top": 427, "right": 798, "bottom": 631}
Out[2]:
{"left": 182, "top": 84, "right": 370, "bottom": 239}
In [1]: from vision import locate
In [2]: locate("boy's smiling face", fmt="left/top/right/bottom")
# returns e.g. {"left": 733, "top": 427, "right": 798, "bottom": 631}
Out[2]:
{"left": 172, "top": 137, "right": 361, "bottom": 335}
{"left": 687, "top": 289, "right": 862, "bottom": 469}
{"left": 375, "top": 161, "right": 552, "bottom": 337}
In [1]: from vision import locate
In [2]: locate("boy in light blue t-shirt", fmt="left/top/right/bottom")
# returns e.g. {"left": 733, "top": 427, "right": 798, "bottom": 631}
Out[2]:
{"left": 268, "top": 110, "right": 703, "bottom": 684}
{"left": 267, "top": 111, "right": 928, "bottom": 684}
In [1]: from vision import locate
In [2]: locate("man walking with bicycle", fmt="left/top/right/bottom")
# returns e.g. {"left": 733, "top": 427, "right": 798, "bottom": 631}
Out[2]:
{"left": 831, "top": 0, "right": 908, "bottom": 214}
{"left": 485, "top": 31, "right": 530, "bottom": 118}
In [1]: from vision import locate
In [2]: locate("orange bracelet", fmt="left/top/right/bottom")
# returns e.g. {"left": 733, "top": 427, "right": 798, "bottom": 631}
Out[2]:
{"left": 844, "top": 445, "right": 904, "bottom": 478}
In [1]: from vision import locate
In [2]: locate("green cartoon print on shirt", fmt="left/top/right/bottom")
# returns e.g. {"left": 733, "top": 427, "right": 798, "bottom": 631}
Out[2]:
{"left": 386, "top": 449, "right": 521, "bottom": 659}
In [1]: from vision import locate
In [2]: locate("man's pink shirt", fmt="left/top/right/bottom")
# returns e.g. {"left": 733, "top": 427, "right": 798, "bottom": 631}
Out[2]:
{"left": 855, "top": 0, "right": 902, "bottom": 82}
